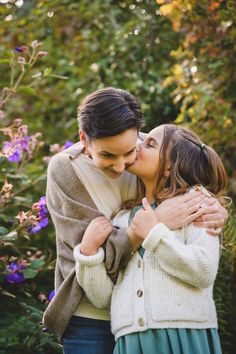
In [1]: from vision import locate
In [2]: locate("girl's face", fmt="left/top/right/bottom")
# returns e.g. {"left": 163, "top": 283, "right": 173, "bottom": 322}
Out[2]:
{"left": 127, "top": 125, "right": 166, "bottom": 183}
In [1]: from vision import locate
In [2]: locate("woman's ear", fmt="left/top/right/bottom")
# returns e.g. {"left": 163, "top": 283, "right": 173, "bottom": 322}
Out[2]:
{"left": 79, "top": 129, "right": 88, "bottom": 147}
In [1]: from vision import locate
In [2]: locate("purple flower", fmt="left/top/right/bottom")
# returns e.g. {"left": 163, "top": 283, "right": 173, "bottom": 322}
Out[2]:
{"left": 48, "top": 289, "right": 55, "bottom": 301}
{"left": 8, "top": 150, "right": 21, "bottom": 163}
{"left": 39, "top": 216, "right": 48, "bottom": 228}
{"left": 5, "top": 272, "right": 25, "bottom": 284}
{"left": 7, "top": 261, "right": 25, "bottom": 271}
{"left": 29, "top": 196, "right": 48, "bottom": 234}
{"left": 5, "top": 261, "right": 26, "bottom": 284}
{"left": 15, "top": 46, "right": 24, "bottom": 52}
{"left": 2, "top": 136, "right": 30, "bottom": 163}
{"left": 18, "top": 136, "right": 30, "bottom": 151}
{"left": 30, "top": 224, "right": 42, "bottom": 234}
{"left": 38, "top": 196, "right": 46, "bottom": 206}
{"left": 63, "top": 140, "right": 73, "bottom": 150}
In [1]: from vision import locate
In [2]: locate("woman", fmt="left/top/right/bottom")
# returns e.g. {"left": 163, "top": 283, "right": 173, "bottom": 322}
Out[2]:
{"left": 75, "top": 124, "right": 226, "bottom": 354}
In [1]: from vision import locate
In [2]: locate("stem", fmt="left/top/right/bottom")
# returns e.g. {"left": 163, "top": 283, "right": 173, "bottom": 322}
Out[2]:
{"left": 14, "top": 172, "right": 46, "bottom": 196}
{"left": 10, "top": 60, "right": 15, "bottom": 89}
{"left": 0, "top": 48, "right": 38, "bottom": 109}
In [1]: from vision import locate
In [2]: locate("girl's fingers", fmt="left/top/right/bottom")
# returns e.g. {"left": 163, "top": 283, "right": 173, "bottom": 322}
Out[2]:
{"left": 142, "top": 197, "right": 152, "bottom": 211}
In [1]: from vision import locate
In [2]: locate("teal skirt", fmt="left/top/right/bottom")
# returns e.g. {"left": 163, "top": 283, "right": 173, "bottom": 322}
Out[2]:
{"left": 114, "top": 328, "right": 222, "bottom": 354}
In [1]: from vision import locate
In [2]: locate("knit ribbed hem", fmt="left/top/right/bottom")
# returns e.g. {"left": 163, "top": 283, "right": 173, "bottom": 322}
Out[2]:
{"left": 73, "top": 244, "right": 105, "bottom": 266}
{"left": 114, "top": 321, "right": 218, "bottom": 341}
{"left": 142, "top": 223, "right": 170, "bottom": 251}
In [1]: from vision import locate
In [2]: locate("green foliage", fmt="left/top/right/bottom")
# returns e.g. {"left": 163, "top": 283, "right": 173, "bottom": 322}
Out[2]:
{"left": 0, "top": 302, "right": 62, "bottom": 354}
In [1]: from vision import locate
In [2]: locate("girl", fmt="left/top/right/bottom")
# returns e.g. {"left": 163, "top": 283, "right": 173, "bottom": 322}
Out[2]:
{"left": 73, "top": 124, "right": 226, "bottom": 354}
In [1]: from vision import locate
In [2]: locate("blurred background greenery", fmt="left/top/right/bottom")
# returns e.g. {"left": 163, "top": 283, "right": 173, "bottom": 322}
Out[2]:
{"left": 0, "top": 0, "right": 235, "bottom": 353}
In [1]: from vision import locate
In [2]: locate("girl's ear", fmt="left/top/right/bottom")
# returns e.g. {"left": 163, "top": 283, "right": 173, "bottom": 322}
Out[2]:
{"left": 164, "top": 162, "right": 171, "bottom": 178}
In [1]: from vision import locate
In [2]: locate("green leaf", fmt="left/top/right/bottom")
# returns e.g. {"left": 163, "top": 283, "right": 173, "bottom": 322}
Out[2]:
{"left": 0, "top": 227, "right": 8, "bottom": 235}
{"left": 16, "top": 86, "right": 37, "bottom": 96}
{"left": 0, "top": 231, "right": 17, "bottom": 241}
{"left": 1, "top": 290, "right": 16, "bottom": 298}
{"left": 30, "top": 259, "right": 45, "bottom": 269}
{"left": 23, "top": 268, "right": 38, "bottom": 279}
{"left": 43, "top": 67, "right": 52, "bottom": 77}
{"left": 0, "top": 59, "right": 10, "bottom": 64}
{"left": 47, "top": 74, "right": 69, "bottom": 80}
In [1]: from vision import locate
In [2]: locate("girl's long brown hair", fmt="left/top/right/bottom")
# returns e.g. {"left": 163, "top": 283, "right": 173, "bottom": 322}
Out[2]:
{"left": 155, "top": 124, "right": 227, "bottom": 204}
{"left": 118, "top": 124, "right": 227, "bottom": 213}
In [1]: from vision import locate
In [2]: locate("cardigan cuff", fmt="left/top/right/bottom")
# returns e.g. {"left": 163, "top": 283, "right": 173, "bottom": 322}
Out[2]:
{"left": 73, "top": 243, "right": 105, "bottom": 266}
{"left": 142, "top": 223, "right": 170, "bottom": 251}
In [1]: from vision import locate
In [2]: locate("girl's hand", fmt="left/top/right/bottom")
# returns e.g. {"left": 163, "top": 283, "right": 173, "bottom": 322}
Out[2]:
{"left": 80, "top": 216, "right": 114, "bottom": 256}
{"left": 130, "top": 198, "right": 159, "bottom": 240}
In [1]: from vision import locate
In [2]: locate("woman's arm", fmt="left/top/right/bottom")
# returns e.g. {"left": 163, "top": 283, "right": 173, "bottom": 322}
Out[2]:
{"left": 155, "top": 192, "right": 227, "bottom": 235}
{"left": 73, "top": 244, "right": 114, "bottom": 308}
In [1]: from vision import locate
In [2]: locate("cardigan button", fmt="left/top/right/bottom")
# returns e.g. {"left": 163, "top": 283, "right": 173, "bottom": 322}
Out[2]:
{"left": 138, "top": 259, "right": 142, "bottom": 268}
{"left": 138, "top": 318, "right": 145, "bottom": 327}
{"left": 137, "top": 289, "right": 143, "bottom": 297}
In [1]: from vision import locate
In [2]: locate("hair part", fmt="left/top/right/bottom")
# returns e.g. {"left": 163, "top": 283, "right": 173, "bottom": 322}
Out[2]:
{"left": 77, "top": 87, "right": 144, "bottom": 139}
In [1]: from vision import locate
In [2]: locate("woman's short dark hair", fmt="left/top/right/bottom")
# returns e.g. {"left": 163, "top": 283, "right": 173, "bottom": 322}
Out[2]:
{"left": 77, "top": 87, "right": 144, "bottom": 139}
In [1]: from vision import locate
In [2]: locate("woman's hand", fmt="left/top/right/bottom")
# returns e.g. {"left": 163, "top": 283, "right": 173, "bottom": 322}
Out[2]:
{"left": 130, "top": 198, "right": 158, "bottom": 240}
{"left": 193, "top": 198, "right": 228, "bottom": 235}
{"left": 154, "top": 191, "right": 228, "bottom": 235}
{"left": 80, "top": 216, "right": 114, "bottom": 256}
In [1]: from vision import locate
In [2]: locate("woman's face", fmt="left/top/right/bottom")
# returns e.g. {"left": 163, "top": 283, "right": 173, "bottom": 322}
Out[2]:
{"left": 127, "top": 126, "right": 165, "bottom": 183}
{"left": 80, "top": 128, "right": 138, "bottom": 178}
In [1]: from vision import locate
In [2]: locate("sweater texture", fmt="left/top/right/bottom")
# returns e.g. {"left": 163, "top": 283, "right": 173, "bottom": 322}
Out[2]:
{"left": 74, "top": 220, "right": 220, "bottom": 341}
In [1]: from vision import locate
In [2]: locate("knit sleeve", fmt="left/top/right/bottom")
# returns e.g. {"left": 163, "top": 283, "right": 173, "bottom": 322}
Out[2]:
{"left": 142, "top": 223, "right": 220, "bottom": 288}
{"left": 73, "top": 244, "right": 114, "bottom": 308}
{"left": 46, "top": 153, "right": 133, "bottom": 281}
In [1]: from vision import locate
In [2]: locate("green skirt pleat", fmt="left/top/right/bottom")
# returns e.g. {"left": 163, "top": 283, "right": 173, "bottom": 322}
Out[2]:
{"left": 114, "top": 328, "right": 222, "bottom": 354}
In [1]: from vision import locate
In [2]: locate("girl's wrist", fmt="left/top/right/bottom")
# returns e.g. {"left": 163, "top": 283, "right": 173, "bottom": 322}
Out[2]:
{"left": 80, "top": 243, "right": 99, "bottom": 256}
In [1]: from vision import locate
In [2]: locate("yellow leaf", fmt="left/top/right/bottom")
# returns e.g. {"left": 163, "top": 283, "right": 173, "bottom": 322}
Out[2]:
{"left": 172, "top": 64, "right": 183, "bottom": 77}
{"left": 156, "top": 0, "right": 166, "bottom": 4}
{"left": 160, "top": 3, "right": 175, "bottom": 16}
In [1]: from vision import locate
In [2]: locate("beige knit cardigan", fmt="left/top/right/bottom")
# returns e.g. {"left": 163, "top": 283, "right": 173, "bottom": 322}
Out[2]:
{"left": 42, "top": 143, "right": 133, "bottom": 339}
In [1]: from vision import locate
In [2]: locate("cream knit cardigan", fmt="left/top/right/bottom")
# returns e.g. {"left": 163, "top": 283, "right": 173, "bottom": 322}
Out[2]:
{"left": 74, "top": 221, "right": 220, "bottom": 341}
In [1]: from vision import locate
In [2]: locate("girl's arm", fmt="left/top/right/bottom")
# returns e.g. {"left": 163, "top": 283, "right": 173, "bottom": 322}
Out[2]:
{"left": 130, "top": 198, "right": 220, "bottom": 288}
{"left": 47, "top": 153, "right": 134, "bottom": 282}
{"left": 73, "top": 244, "right": 114, "bottom": 308}
{"left": 143, "top": 223, "right": 220, "bottom": 288}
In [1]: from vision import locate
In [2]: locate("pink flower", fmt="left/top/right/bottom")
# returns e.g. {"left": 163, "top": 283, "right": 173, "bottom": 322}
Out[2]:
{"left": 37, "top": 51, "right": 48, "bottom": 58}
{"left": 31, "top": 40, "right": 42, "bottom": 49}
{"left": 17, "top": 57, "right": 26, "bottom": 65}
{"left": 1, "top": 180, "right": 13, "bottom": 194}
{"left": 16, "top": 211, "right": 29, "bottom": 224}
{"left": 38, "top": 292, "right": 47, "bottom": 302}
